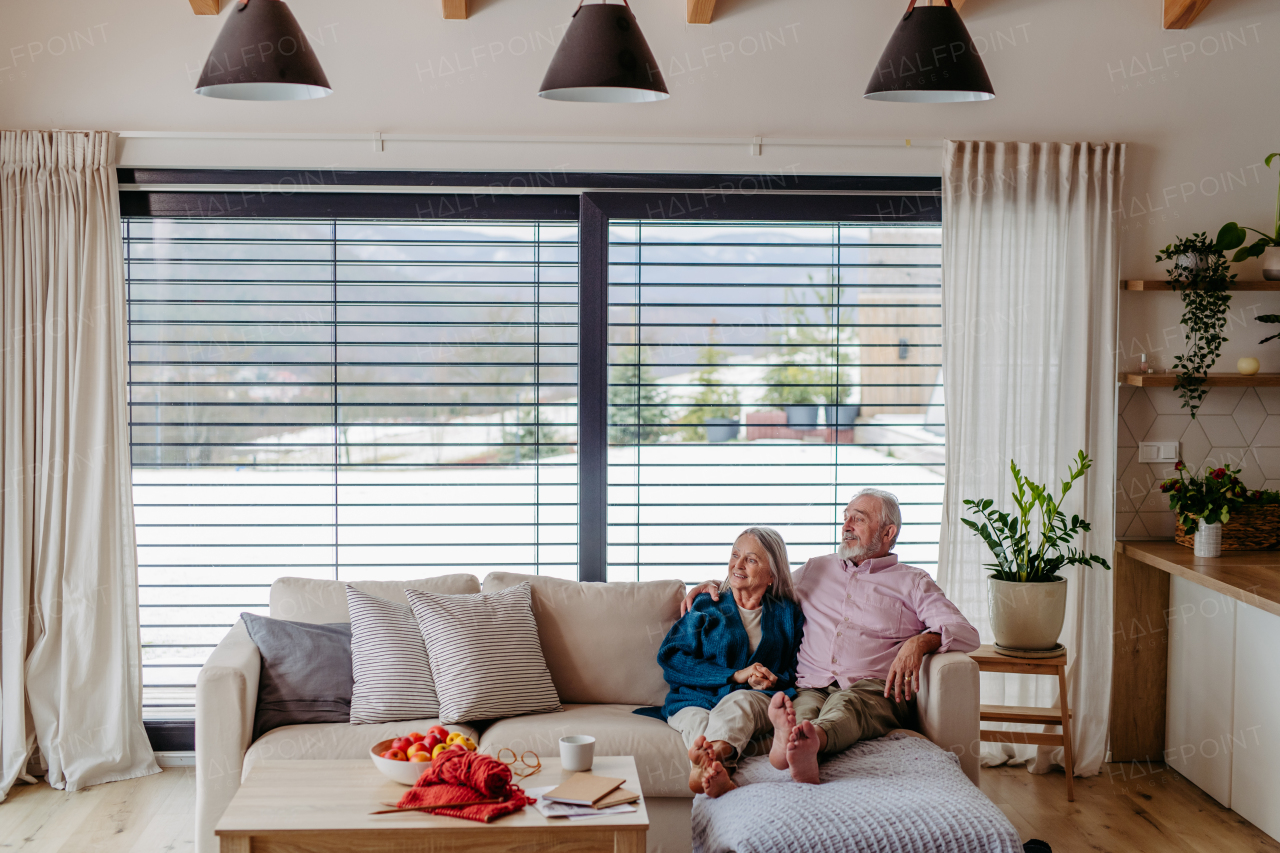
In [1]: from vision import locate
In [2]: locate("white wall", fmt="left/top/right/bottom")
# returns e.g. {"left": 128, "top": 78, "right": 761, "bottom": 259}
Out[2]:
{"left": 3, "top": 0, "right": 1280, "bottom": 369}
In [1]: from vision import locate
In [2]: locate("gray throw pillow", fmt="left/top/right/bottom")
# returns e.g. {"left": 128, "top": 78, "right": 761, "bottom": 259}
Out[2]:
{"left": 240, "top": 612, "right": 353, "bottom": 741}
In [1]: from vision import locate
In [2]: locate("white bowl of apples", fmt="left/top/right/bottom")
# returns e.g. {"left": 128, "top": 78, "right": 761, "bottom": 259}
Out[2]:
{"left": 370, "top": 726, "right": 478, "bottom": 785}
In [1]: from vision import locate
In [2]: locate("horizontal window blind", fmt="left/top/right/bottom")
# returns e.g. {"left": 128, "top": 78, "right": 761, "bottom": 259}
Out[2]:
{"left": 127, "top": 217, "right": 578, "bottom": 716}
{"left": 606, "top": 221, "right": 943, "bottom": 583}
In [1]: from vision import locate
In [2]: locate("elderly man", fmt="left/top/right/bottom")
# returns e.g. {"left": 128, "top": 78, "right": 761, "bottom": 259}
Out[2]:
{"left": 681, "top": 488, "right": 978, "bottom": 784}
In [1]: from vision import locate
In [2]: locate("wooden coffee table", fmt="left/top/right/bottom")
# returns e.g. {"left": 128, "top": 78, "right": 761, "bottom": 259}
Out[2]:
{"left": 215, "top": 754, "right": 647, "bottom": 852}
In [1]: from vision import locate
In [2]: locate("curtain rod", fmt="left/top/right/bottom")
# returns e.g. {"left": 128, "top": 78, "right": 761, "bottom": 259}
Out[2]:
{"left": 117, "top": 130, "right": 945, "bottom": 155}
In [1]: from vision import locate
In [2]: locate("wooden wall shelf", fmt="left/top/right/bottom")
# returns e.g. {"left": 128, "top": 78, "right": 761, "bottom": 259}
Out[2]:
{"left": 1122, "top": 373, "right": 1280, "bottom": 387}
{"left": 1124, "top": 280, "right": 1280, "bottom": 291}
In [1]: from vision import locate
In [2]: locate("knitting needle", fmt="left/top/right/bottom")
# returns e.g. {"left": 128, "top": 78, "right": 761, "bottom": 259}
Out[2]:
{"left": 370, "top": 798, "right": 502, "bottom": 815}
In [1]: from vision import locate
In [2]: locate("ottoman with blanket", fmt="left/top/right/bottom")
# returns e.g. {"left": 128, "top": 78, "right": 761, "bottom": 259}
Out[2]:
{"left": 195, "top": 573, "right": 984, "bottom": 853}
{"left": 693, "top": 733, "right": 1022, "bottom": 853}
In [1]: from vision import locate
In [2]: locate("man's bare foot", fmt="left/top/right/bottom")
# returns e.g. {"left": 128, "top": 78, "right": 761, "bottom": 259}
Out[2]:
{"left": 701, "top": 760, "right": 737, "bottom": 798}
{"left": 767, "top": 693, "right": 796, "bottom": 770}
{"left": 786, "top": 720, "right": 822, "bottom": 785}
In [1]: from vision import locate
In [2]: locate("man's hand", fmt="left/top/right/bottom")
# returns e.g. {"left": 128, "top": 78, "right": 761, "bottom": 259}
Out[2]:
{"left": 734, "top": 663, "right": 776, "bottom": 688}
{"left": 884, "top": 632, "right": 941, "bottom": 702}
{"left": 680, "top": 581, "right": 721, "bottom": 615}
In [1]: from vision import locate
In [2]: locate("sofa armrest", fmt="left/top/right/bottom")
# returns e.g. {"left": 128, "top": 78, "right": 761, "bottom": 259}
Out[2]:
{"left": 917, "top": 650, "right": 980, "bottom": 786}
{"left": 195, "top": 620, "right": 260, "bottom": 853}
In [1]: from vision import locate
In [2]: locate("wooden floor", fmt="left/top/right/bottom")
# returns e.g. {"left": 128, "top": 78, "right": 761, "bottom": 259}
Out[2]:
{"left": 1, "top": 762, "right": 1276, "bottom": 852}
{"left": 982, "top": 763, "right": 1280, "bottom": 852}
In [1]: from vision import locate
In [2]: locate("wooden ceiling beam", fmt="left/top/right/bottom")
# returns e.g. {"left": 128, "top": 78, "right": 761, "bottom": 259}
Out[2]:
{"left": 442, "top": 0, "right": 468, "bottom": 19}
{"left": 1164, "top": 0, "right": 1214, "bottom": 29}
{"left": 189, "top": 0, "right": 219, "bottom": 14}
{"left": 687, "top": 0, "right": 716, "bottom": 24}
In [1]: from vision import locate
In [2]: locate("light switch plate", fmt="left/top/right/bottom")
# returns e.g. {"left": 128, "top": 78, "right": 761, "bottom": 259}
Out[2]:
{"left": 1138, "top": 441, "right": 1179, "bottom": 464}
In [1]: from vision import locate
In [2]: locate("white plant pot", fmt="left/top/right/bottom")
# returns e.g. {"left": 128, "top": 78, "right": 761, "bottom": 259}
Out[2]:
{"left": 988, "top": 576, "right": 1067, "bottom": 651}
{"left": 1194, "top": 518, "right": 1222, "bottom": 558}
{"left": 1263, "top": 246, "right": 1280, "bottom": 281}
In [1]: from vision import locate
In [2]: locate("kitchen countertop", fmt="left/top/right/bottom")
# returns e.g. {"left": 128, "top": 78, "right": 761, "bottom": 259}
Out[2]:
{"left": 1116, "top": 540, "right": 1280, "bottom": 618}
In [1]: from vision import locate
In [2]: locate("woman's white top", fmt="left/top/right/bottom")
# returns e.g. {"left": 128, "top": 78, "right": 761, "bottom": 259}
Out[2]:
{"left": 737, "top": 603, "right": 763, "bottom": 654}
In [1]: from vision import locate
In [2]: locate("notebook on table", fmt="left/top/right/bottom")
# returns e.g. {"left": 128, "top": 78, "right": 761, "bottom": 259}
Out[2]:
{"left": 542, "top": 773, "right": 625, "bottom": 806}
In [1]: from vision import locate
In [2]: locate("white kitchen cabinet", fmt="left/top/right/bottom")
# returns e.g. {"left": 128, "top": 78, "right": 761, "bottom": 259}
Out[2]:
{"left": 1231, "top": 602, "right": 1280, "bottom": 841}
{"left": 1165, "top": 576, "right": 1236, "bottom": 807}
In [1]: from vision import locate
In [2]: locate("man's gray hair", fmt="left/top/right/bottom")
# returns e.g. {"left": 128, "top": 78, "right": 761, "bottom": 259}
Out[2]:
{"left": 851, "top": 488, "right": 902, "bottom": 548}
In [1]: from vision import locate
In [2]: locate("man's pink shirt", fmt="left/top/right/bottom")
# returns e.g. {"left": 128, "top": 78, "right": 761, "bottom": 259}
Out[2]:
{"left": 793, "top": 553, "right": 980, "bottom": 688}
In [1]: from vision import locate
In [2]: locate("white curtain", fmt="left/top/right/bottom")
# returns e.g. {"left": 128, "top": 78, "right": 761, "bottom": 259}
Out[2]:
{"left": 0, "top": 131, "right": 158, "bottom": 797}
{"left": 938, "top": 141, "right": 1124, "bottom": 777}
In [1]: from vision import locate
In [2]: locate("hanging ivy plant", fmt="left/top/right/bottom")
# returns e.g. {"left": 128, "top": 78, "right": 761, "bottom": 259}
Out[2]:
{"left": 1155, "top": 232, "right": 1236, "bottom": 419}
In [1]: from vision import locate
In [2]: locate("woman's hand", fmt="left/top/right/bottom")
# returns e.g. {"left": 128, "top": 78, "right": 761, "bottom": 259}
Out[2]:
{"left": 680, "top": 581, "right": 721, "bottom": 616}
{"left": 734, "top": 663, "right": 777, "bottom": 689}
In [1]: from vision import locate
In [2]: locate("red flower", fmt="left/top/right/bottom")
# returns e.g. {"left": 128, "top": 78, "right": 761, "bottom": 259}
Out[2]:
{"left": 1213, "top": 468, "right": 1227, "bottom": 480}
{"left": 1161, "top": 482, "right": 1172, "bottom": 493}
{"left": 1174, "top": 483, "right": 1182, "bottom": 492}
{"left": 1174, "top": 460, "right": 1186, "bottom": 471}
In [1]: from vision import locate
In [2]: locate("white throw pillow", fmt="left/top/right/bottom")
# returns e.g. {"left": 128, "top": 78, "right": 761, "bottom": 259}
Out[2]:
{"left": 346, "top": 586, "right": 438, "bottom": 724}
{"left": 406, "top": 583, "right": 561, "bottom": 724}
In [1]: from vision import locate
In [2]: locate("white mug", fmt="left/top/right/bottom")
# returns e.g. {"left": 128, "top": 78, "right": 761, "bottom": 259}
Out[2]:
{"left": 559, "top": 735, "right": 596, "bottom": 772}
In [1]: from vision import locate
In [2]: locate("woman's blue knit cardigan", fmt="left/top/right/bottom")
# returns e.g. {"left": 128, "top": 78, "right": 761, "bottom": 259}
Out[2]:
{"left": 634, "top": 591, "right": 805, "bottom": 721}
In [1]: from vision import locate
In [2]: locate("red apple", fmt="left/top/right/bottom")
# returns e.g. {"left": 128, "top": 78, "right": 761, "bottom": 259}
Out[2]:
{"left": 408, "top": 732, "right": 426, "bottom": 744}
{"left": 391, "top": 737, "right": 413, "bottom": 752}
{"left": 424, "top": 734, "right": 443, "bottom": 751}
{"left": 428, "top": 726, "right": 449, "bottom": 741}
{"left": 450, "top": 743, "right": 467, "bottom": 752}
{"left": 406, "top": 742, "right": 429, "bottom": 758}
{"left": 409, "top": 752, "right": 430, "bottom": 762}
{"left": 385, "top": 748, "right": 407, "bottom": 761}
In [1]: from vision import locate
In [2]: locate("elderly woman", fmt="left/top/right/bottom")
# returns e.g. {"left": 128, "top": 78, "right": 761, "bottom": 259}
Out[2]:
{"left": 636, "top": 527, "right": 804, "bottom": 798}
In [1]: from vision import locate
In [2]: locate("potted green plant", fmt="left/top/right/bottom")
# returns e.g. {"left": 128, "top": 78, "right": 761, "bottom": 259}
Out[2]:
{"left": 962, "top": 451, "right": 1111, "bottom": 652}
{"left": 1155, "top": 233, "right": 1236, "bottom": 418}
{"left": 679, "top": 339, "right": 742, "bottom": 443}
{"left": 761, "top": 361, "right": 822, "bottom": 428}
{"left": 1161, "top": 461, "right": 1247, "bottom": 557}
{"left": 1216, "top": 152, "right": 1280, "bottom": 280}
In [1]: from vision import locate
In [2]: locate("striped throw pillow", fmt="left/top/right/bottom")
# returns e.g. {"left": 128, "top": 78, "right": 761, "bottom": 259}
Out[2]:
{"left": 346, "top": 586, "right": 438, "bottom": 724}
{"left": 406, "top": 583, "right": 561, "bottom": 724}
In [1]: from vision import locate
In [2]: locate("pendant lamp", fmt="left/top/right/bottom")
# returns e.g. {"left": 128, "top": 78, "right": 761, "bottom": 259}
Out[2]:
{"left": 196, "top": 0, "right": 331, "bottom": 101}
{"left": 864, "top": 0, "right": 993, "bottom": 103}
{"left": 539, "top": 0, "right": 668, "bottom": 103}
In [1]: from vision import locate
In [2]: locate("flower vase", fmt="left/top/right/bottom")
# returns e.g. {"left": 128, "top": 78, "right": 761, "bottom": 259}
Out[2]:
{"left": 1194, "top": 518, "right": 1222, "bottom": 558}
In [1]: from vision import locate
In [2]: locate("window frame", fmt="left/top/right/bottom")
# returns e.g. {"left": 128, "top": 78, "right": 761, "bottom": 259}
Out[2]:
{"left": 121, "top": 171, "right": 941, "bottom": 742}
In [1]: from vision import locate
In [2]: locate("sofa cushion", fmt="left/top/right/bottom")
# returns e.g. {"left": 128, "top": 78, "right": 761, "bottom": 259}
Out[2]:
{"left": 240, "top": 613, "right": 353, "bottom": 740}
{"left": 407, "top": 584, "right": 561, "bottom": 724}
{"left": 347, "top": 587, "right": 438, "bottom": 724}
{"left": 477, "top": 704, "right": 694, "bottom": 799}
{"left": 482, "top": 573, "right": 683, "bottom": 707}
{"left": 241, "top": 719, "right": 482, "bottom": 781}
{"left": 269, "top": 574, "right": 481, "bottom": 624}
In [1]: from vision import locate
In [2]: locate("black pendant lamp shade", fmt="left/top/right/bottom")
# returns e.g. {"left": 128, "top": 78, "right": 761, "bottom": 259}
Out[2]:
{"left": 864, "top": 0, "right": 993, "bottom": 103}
{"left": 196, "top": 0, "right": 331, "bottom": 100}
{"left": 540, "top": 1, "right": 668, "bottom": 103}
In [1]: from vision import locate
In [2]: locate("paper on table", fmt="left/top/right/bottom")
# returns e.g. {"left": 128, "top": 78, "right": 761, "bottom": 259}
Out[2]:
{"left": 526, "top": 786, "right": 637, "bottom": 820}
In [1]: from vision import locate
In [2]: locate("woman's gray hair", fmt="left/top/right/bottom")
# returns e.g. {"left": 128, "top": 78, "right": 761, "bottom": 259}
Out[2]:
{"left": 852, "top": 487, "right": 902, "bottom": 548}
{"left": 719, "top": 527, "right": 798, "bottom": 602}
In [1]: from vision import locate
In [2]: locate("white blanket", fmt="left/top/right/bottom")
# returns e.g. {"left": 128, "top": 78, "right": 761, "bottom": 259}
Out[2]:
{"left": 692, "top": 733, "right": 1023, "bottom": 853}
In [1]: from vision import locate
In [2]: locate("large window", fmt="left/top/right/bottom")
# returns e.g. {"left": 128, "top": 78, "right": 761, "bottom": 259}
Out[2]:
{"left": 606, "top": 221, "right": 943, "bottom": 583}
{"left": 123, "top": 175, "right": 942, "bottom": 720}
{"left": 127, "top": 217, "right": 578, "bottom": 717}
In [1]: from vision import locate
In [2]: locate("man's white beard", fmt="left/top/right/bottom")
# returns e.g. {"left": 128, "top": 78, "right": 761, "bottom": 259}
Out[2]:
{"left": 839, "top": 529, "right": 883, "bottom": 563}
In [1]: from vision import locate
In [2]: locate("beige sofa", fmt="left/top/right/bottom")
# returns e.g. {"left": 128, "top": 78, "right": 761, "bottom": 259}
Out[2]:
{"left": 195, "top": 573, "right": 980, "bottom": 853}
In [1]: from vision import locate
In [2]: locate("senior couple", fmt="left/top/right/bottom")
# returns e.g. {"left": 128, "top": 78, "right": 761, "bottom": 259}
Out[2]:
{"left": 636, "top": 488, "right": 979, "bottom": 798}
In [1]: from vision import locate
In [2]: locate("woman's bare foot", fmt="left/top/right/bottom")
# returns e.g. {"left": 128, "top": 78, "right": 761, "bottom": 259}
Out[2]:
{"left": 701, "top": 760, "right": 738, "bottom": 798}
{"left": 767, "top": 693, "right": 796, "bottom": 770}
{"left": 786, "top": 720, "right": 822, "bottom": 784}
{"left": 687, "top": 736, "right": 713, "bottom": 794}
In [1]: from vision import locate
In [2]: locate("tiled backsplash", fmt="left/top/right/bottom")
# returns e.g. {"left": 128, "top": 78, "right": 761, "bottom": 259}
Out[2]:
{"left": 1116, "top": 385, "right": 1280, "bottom": 539}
